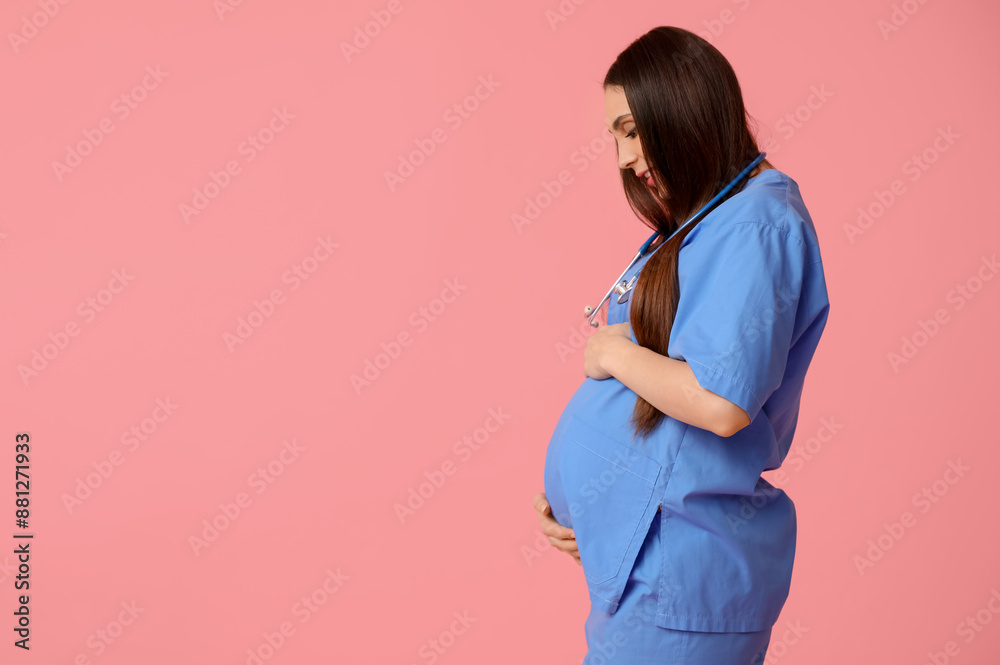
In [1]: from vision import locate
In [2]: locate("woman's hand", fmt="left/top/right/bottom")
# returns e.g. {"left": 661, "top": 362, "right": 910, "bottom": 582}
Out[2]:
{"left": 533, "top": 492, "right": 581, "bottom": 565}
{"left": 584, "top": 322, "right": 634, "bottom": 380}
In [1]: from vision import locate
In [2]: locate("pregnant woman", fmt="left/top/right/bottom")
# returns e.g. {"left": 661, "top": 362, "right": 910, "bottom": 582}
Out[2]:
{"left": 533, "top": 26, "right": 830, "bottom": 663}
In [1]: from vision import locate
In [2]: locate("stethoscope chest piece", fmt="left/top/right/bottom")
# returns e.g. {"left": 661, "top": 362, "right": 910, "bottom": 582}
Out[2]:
{"left": 614, "top": 275, "right": 637, "bottom": 303}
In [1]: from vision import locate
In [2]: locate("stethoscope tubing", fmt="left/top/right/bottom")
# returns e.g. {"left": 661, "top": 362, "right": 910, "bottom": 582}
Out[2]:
{"left": 584, "top": 152, "right": 766, "bottom": 328}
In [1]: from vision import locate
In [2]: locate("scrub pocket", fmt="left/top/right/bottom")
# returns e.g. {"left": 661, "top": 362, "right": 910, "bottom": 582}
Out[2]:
{"left": 556, "top": 415, "right": 662, "bottom": 587}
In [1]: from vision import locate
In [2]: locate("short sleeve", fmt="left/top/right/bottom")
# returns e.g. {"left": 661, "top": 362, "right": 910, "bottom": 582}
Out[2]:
{"left": 669, "top": 220, "right": 805, "bottom": 423}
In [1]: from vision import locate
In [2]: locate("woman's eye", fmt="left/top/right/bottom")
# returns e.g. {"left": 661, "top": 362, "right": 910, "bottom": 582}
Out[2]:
{"left": 626, "top": 129, "right": 637, "bottom": 139}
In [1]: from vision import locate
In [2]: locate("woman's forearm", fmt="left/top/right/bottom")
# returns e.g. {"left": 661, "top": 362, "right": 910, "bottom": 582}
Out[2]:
{"left": 601, "top": 338, "right": 750, "bottom": 437}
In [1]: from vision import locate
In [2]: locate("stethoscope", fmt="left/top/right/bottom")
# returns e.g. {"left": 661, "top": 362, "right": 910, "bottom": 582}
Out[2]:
{"left": 583, "top": 152, "right": 767, "bottom": 327}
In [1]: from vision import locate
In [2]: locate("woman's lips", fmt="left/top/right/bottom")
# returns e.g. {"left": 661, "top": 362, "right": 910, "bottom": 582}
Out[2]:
{"left": 646, "top": 173, "right": 655, "bottom": 187}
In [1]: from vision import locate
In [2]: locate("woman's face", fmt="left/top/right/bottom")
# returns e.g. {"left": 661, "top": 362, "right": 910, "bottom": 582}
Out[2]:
{"left": 604, "top": 85, "right": 664, "bottom": 197}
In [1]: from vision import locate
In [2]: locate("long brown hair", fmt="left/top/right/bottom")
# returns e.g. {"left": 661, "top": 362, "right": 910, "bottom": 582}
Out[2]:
{"left": 603, "top": 26, "right": 771, "bottom": 442}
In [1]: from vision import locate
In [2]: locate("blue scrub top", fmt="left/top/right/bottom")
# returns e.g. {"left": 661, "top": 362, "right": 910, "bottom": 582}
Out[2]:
{"left": 543, "top": 168, "right": 830, "bottom": 633}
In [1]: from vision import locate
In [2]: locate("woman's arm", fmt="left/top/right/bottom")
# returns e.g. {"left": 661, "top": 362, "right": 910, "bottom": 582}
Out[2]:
{"left": 591, "top": 326, "right": 751, "bottom": 437}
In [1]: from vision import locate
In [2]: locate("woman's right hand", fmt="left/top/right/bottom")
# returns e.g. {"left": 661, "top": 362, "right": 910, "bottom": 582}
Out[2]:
{"left": 533, "top": 492, "right": 581, "bottom": 565}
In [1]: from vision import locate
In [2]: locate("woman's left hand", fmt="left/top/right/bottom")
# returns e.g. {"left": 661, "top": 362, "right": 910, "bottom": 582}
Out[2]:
{"left": 584, "top": 322, "right": 633, "bottom": 380}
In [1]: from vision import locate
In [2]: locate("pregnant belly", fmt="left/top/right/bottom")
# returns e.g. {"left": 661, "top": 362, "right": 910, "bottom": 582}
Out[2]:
{"left": 542, "top": 410, "right": 574, "bottom": 529}
{"left": 545, "top": 377, "right": 635, "bottom": 528}
{"left": 542, "top": 378, "right": 601, "bottom": 529}
{"left": 543, "top": 375, "right": 798, "bottom": 620}
{"left": 542, "top": 378, "right": 665, "bottom": 585}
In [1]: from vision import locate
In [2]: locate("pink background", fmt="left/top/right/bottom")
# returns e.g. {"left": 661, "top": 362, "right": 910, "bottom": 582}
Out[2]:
{"left": 2, "top": 0, "right": 999, "bottom": 662}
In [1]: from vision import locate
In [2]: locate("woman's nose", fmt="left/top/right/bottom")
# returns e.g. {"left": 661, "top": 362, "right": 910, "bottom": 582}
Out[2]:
{"left": 617, "top": 148, "right": 637, "bottom": 170}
